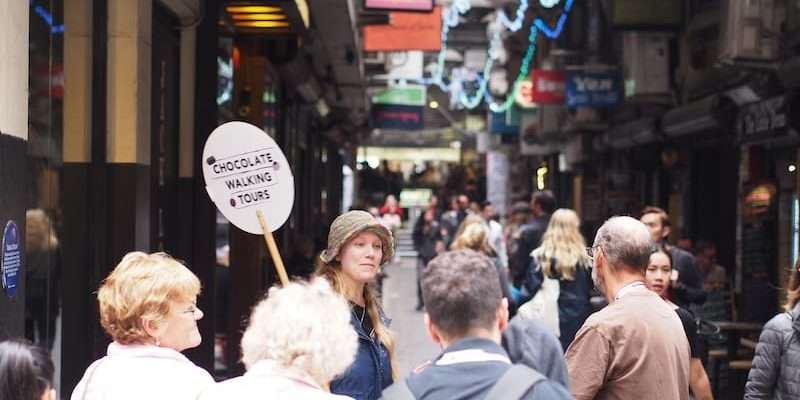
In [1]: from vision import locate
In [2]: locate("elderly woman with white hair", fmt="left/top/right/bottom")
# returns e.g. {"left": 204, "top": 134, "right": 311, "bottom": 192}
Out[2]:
{"left": 200, "top": 279, "right": 358, "bottom": 399}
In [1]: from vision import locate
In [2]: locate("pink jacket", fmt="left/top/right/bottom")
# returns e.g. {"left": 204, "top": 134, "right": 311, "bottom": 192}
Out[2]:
{"left": 70, "top": 342, "right": 214, "bottom": 400}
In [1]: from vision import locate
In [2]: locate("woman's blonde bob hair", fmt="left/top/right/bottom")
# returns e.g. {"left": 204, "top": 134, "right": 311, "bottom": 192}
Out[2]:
{"left": 450, "top": 221, "right": 494, "bottom": 256}
{"left": 535, "top": 209, "right": 590, "bottom": 280}
{"left": 241, "top": 279, "right": 358, "bottom": 386}
{"left": 97, "top": 252, "right": 201, "bottom": 344}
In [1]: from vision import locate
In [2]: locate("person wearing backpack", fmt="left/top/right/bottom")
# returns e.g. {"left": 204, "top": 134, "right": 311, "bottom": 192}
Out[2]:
{"left": 517, "top": 209, "right": 594, "bottom": 350}
{"left": 745, "top": 259, "right": 800, "bottom": 399}
{"left": 381, "top": 249, "right": 572, "bottom": 400}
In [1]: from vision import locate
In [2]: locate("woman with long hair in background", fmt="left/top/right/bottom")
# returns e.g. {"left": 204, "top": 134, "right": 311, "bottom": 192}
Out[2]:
{"left": 518, "top": 208, "right": 594, "bottom": 350}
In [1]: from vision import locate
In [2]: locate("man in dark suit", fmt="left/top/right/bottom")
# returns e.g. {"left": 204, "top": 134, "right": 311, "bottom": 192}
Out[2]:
{"left": 510, "top": 191, "right": 556, "bottom": 285}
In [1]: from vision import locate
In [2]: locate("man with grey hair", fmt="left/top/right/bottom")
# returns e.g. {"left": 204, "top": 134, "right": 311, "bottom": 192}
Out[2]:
{"left": 566, "top": 216, "right": 690, "bottom": 400}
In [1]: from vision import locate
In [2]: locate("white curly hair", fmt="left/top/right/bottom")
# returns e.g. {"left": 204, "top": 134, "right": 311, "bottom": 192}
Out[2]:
{"left": 240, "top": 278, "right": 358, "bottom": 386}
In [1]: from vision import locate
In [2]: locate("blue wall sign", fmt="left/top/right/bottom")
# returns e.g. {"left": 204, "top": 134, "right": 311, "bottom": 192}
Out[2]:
{"left": 565, "top": 72, "right": 622, "bottom": 108}
{"left": 490, "top": 110, "right": 520, "bottom": 135}
{"left": 2, "top": 220, "right": 21, "bottom": 298}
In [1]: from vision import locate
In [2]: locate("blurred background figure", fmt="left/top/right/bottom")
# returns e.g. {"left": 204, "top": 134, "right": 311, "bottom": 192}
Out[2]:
{"left": 450, "top": 218, "right": 515, "bottom": 313}
{"left": 517, "top": 209, "right": 593, "bottom": 350}
{"left": 505, "top": 201, "right": 532, "bottom": 276}
{"left": 0, "top": 339, "right": 56, "bottom": 400}
{"left": 511, "top": 191, "right": 556, "bottom": 286}
{"left": 481, "top": 201, "right": 508, "bottom": 270}
{"left": 694, "top": 241, "right": 728, "bottom": 292}
{"left": 24, "top": 209, "right": 61, "bottom": 349}
{"left": 380, "top": 195, "right": 404, "bottom": 260}
{"left": 199, "top": 279, "right": 358, "bottom": 400}
{"left": 412, "top": 197, "right": 443, "bottom": 311}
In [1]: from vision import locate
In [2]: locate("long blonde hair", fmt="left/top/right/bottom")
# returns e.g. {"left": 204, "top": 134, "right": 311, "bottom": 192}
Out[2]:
{"left": 535, "top": 209, "right": 590, "bottom": 280}
{"left": 316, "top": 259, "right": 399, "bottom": 381}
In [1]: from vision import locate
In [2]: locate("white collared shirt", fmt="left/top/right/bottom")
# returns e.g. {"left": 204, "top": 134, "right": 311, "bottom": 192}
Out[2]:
{"left": 70, "top": 342, "right": 214, "bottom": 400}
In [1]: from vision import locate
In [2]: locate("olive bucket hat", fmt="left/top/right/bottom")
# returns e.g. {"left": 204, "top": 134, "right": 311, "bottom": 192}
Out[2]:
{"left": 319, "top": 210, "right": 395, "bottom": 265}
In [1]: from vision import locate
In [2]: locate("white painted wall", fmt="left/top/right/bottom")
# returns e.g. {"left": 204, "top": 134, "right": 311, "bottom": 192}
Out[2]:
{"left": 64, "top": 0, "right": 93, "bottom": 163}
{"left": 107, "top": 0, "right": 152, "bottom": 164}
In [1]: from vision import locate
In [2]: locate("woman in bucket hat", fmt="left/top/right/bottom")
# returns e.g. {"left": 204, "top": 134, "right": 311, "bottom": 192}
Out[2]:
{"left": 317, "top": 210, "right": 397, "bottom": 400}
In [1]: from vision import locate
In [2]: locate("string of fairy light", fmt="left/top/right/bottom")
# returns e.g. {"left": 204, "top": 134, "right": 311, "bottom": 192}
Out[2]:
{"left": 416, "top": 0, "right": 575, "bottom": 112}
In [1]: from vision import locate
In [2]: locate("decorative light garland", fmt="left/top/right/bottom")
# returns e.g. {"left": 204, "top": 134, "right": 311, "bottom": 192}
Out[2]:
{"left": 497, "top": 0, "right": 529, "bottom": 33}
{"left": 534, "top": 0, "right": 574, "bottom": 39}
{"left": 489, "top": 25, "right": 538, "bottom": 112}
{"left": 539, "top": 0, "right": 561, "bottom": 8}
{"left": 423, "top": 0, "right": 471, "bottom": 90}
{"left": 488, "top": 0, "right": 575, "bottom": 112}
{"left": 416, "top": 0, "right": 575, "bottom": 111}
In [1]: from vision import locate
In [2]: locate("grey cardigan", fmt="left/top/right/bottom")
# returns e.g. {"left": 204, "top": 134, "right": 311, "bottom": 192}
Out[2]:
{"left": 744, "top": 303, "right": 800, "bottom": 399}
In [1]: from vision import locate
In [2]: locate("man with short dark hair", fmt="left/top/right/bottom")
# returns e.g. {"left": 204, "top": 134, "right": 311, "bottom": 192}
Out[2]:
{"left": 640, "top": 206, "right": 706, "bottom": 307}
{"left": 510, "top": 191, "right": 556, "bottom": 285}
{"left": 382, "top": 249, "right": 571, "bottom": 399}
{"left": 566, "top": 216, "right": 690, "bottom": 400}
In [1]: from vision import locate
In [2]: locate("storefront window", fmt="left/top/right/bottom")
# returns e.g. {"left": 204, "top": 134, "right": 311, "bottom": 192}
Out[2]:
{"left": 27, "top": 0, "right": 64, "bottom": 393}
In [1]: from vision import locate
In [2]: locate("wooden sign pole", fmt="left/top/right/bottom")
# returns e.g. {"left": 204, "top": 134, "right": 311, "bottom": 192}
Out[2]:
{"left": 256, "top": 209, "right": 290, "bottom": 286}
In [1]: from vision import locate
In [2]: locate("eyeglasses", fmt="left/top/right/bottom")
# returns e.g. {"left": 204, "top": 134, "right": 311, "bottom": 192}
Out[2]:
{"left": 586, "top": 245, "right": 601, "bottom": 260}
{"left": 181, "top": 305, "right": 199, "bottom": 315}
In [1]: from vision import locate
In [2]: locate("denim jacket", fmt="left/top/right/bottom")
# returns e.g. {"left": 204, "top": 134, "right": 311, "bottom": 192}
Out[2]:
{"left": 330, "top": 309, "right": 393, "bottom": 400}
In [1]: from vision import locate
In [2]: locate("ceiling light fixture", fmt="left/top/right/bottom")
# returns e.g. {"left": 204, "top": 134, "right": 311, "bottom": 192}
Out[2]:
{"left": 234, "top": 20, "right": 290, "bottom": 28}
{"left": 231, "top": 13, "right": 287, "bottom": 21}
{"left": 225, "top": 5, "right": 283, "bottom": 13}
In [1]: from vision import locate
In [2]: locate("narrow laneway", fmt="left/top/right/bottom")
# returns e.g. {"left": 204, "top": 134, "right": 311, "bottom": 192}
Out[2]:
{"left": 382, "top": 256, "right": 440, "bottom": 377}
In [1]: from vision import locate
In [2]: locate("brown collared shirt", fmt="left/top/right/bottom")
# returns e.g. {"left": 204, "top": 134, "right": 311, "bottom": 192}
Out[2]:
{"left": 566, "top": 288, "right": 690, "bottom": 400}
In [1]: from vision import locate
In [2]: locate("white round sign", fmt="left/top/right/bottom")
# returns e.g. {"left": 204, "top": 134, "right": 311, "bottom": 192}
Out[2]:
{"left": 202, "top": 121, "right": 295, "bottom": 234}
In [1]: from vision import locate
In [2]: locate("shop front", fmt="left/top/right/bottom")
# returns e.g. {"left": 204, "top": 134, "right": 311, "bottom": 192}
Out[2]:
{"left": 735, "top": 94, "right": 800, "bottom": 322}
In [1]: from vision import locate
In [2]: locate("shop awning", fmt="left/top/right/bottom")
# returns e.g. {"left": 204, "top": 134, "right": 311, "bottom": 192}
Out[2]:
{"left": 606, "top": 117, "right": 660, "bottom": 149}
{"left": 661, "top": 95, "right": 725, "bottom": 138}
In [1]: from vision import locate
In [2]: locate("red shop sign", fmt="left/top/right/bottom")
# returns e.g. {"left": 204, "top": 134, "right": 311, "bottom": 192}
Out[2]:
{"left": 531, "top": 70, "right": 565, "bottom": 104}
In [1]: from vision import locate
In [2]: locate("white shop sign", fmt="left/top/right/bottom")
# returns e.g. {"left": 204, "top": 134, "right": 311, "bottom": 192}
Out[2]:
{"left": 202, "top": 121, "right": 295, "bottom": 234}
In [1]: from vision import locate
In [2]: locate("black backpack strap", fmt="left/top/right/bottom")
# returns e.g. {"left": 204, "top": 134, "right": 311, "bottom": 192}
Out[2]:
{"left": 381, "top": 378, "right": 416, "bottom": 400}
{"left": 485, "top": 364, "right": 547, "bottom": 400}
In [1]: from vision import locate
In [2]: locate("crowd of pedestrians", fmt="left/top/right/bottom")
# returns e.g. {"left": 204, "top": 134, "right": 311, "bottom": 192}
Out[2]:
{"left": 2, "top": 191, "right": 799, "bottom": 399}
